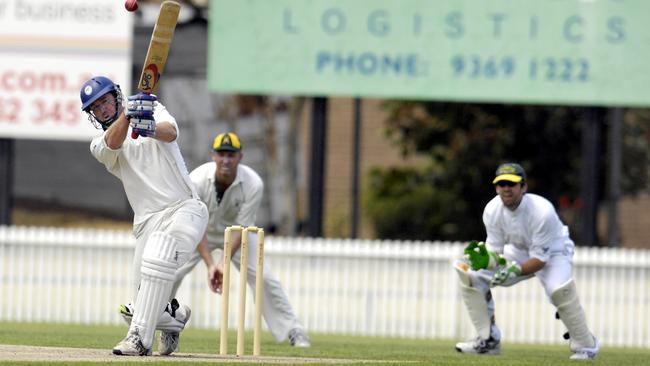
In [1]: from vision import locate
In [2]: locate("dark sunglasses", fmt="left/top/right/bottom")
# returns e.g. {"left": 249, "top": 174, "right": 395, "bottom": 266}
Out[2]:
{"left": 495, "top": 181, "right": 518, "bottom": 187}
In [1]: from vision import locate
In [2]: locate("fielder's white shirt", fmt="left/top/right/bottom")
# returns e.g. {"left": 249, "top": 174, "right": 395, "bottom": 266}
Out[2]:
{"left": 190, "top": 162, "right": 263, "bottom": 245}
{"left": 483, "top": 193, "right": 574, "bottom": 262}
{"left": 90, "top": 102, "right": 197, "bottom": 225}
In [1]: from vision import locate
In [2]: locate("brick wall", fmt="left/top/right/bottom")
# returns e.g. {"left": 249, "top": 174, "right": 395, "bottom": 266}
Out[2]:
{"left": 610, "top": 194, "right": 650, "bottom": 249}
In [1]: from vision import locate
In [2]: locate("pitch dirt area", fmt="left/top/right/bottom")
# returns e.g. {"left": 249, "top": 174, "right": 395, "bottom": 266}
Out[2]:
{"left": 0, "top": 344, "right": 381, "bottom": 364}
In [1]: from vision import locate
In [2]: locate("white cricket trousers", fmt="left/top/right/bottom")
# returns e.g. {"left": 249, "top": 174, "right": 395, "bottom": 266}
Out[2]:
{"left": 470, "top": 244, "right": 575, "bottom": 297}
{"left": 172, "top": 233, "right": 304, "bottom": 342}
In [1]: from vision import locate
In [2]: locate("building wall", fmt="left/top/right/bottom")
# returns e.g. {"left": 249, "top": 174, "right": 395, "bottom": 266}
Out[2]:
{"left": 608, "top": 194, "right": 650, "bottom": 249}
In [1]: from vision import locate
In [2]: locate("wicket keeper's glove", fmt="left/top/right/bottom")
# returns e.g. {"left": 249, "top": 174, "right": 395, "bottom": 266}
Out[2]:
{"left": 490, "top": 261, "right": 522, "bottom": 287}
{"left": 463, "top": 240, "right": 506, "bottom": 271}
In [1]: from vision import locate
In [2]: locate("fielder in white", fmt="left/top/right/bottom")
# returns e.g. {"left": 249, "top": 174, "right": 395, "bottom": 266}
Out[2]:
{"left": 454, "top": 163, "right": 599, "bottom": 360}
{"left": 80, "top": 76, "right": 208, "bottom": 356}
{"left": 171, "top": 131, "right": 311, "bottom": 347}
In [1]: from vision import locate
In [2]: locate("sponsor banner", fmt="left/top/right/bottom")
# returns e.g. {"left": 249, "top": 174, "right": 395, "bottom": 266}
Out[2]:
{"left": 0, "top": 0, "right": 132, "bottom": 141}
{"left": 208, "top": 0, "right": 650, "bottom": 107}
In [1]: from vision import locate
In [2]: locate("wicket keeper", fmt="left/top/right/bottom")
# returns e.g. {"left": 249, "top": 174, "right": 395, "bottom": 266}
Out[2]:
{"left": 454, "top": 163, "right": 599, "bottom": 360}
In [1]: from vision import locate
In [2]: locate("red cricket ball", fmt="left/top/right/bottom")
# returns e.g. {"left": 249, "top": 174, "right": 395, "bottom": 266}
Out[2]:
{"left": 125, "top": 0, "right": 138, "bottom": 12}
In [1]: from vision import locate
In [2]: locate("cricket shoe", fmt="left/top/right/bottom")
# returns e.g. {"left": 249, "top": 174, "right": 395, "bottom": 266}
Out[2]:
{"left": 158, "top": 299, "right": 191, "bottom": 356}
{"left": 455, "top": 336, "right": 501, "bottom": 355}
{"left": 288, "top": 328, "right": 311, "bottom": 348}
{"left": 570, "top": 336, "right": 600, "bottom": 360}
{"left": 112, "top": 328, "right": 151, "bottom": 356}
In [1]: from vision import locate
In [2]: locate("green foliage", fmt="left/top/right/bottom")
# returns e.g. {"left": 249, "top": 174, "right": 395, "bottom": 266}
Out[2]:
{"left": 365, "top": 166, "right": 480, "bottom": 240}
{"left": 365, "top": 102, "right": 650, "bottom": 241}
{"left": 621, "top": 109, "right": 650, "bottom": 194}
{"left": 365, "top": 167, "right": 447, "bottom": 240}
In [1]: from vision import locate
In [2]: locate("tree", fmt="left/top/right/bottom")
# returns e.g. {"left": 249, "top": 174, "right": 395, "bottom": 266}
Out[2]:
{"left": 365, "top": 101, "right": 650, "bottom": 242}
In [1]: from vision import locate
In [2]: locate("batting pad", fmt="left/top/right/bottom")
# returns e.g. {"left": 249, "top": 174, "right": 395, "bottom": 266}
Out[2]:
{"left": 131, "top": 232, "right": 179, "bottom": 349}
{"left": 156, "top": 306, "right": 188, "bottom": 333}
{"left": 551, "top": 279, "right": 596, "bottom": 350}
{"left": 454, "top": 260, "right": 472, "bottom": 287}
{"left": 119, "top": 302, "right": 188, "bottom": 333}
{"left": 459, "top": 282, "right": 495, "bottom": 340}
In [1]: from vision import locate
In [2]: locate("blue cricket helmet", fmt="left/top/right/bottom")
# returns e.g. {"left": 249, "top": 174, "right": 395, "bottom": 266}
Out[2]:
{"left": 80, "top": 76, "right": 123, "bottom": 130}
{"left": 80, "top": 76, "right": 118, "bottom": 111}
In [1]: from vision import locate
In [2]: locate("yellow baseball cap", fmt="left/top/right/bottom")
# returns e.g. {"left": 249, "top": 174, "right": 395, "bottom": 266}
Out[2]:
{"left": 493, "top": 163, "right": 527, "bottom": 184}
{"left": 212, "top": 132, "right": 242, "bottom": 152}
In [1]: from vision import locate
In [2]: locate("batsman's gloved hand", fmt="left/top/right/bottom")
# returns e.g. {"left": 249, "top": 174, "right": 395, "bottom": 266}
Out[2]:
{"left": 490, "top": 261, "right": 522, "bottom": 287}
{"left": 463, "top": 240, "right": 506, "bottom": 271}
{"left": 126, "top": 92, "right": 156, "bottom": 137}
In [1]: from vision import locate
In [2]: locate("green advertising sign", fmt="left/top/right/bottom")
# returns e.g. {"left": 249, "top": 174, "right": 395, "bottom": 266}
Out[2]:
{"left": 208, "top": 0, "right": 650, "bottom": 107}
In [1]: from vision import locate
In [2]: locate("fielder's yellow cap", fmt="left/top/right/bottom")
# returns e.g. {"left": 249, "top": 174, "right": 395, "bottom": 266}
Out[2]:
{"left": 492, "top": 163, "right": 526, "bottom": 184}
{"left": 212, "top": 132, "right": 241, "bottom": 152}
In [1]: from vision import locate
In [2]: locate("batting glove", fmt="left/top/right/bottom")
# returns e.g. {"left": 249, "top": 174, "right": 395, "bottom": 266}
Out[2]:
{"left": 126, "top": 93, "right": 156, "bottom": 137}
{"left": 490, "top": 261, "right": 522, "bottom": 287}
{"left": 463, "top": 240, "right": 506, "bottom": 271}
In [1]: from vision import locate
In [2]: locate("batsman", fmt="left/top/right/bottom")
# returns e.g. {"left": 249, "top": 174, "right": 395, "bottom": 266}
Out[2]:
{"left": 454, "top": 163, "right": 599, "bottom": 360}
{"left": 80, "top": 76, "right": 208, "bottom": 356}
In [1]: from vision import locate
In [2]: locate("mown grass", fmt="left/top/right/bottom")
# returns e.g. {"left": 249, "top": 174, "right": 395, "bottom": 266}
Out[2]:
{"left": 0, "top": 322, "right": 647, "bottom": 365}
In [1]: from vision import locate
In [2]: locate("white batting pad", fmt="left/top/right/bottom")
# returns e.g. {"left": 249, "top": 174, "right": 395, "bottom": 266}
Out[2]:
{"left": 459, "top": 282, "right": 496, "bottom": 340}
{"left": 157, "top": 301, "right": 190, "bottom": 333}
{"left": 119, "top": 301, "right": 189, "bottom": 333}
{"left": 454, "top": 260, "right": 472, "bottom": 287}
{"left": 551, "top": 279, "right": 597, "bottom": 351}
{"left": 131, "top": 232, "right": 179, "bottom": 349}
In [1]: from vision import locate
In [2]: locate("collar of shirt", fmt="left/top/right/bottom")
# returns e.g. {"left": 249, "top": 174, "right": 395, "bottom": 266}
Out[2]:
{"left": 209, "top": 164, "right": 243, "bottom": 200}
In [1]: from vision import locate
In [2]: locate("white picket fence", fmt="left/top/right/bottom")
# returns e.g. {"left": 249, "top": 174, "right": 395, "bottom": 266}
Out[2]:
{"left": 0, "top": 225, "right": 648, "bottom": 348}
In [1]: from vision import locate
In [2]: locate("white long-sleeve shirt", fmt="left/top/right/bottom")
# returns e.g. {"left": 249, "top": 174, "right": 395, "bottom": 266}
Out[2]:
{"left": 482, "top": 193, "right": 574, "bottom": 262}
{"left": 189, "top": 162, "right": 263, "bottom": 246}
{"left": 90, "top": 103, "right": 196, "bottom": 225}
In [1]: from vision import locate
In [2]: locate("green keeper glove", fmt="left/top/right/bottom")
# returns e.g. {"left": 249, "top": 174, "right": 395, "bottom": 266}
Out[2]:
{"left": 463, "top": 240, "right": 506, "bottom": 271}
{"left": 490, "top": 261, "right": 522, "bottom": 287}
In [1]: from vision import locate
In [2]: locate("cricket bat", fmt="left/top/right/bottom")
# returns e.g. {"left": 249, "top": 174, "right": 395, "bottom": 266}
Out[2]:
{"left": 132, "top": 0, "right": 181, "bottom": 139}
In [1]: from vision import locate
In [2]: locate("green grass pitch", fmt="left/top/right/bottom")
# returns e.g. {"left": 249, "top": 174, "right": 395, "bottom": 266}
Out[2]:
{"left": 0, "top": 322, "right": 647, "bottom": 365}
